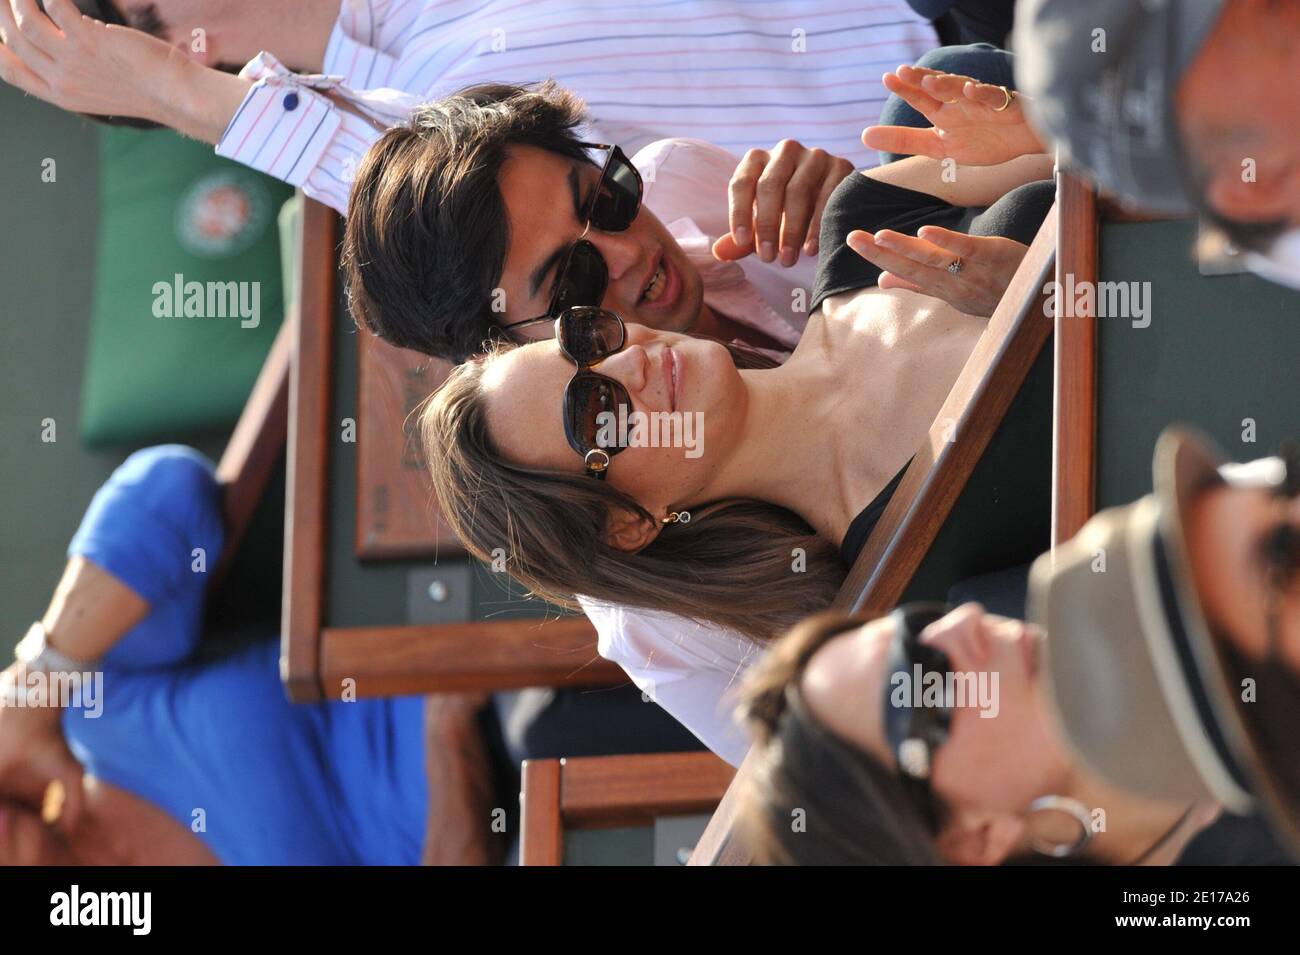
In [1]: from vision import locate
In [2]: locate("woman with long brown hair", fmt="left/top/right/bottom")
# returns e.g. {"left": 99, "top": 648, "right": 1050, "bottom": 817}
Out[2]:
{"left": 422, "top": 90, "right": 1056, "bottom": 762}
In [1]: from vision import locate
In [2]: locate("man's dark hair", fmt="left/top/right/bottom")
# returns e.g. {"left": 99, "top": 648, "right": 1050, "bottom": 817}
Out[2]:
{"left": 342, "top": 80, "right": 593, "bottom": 363}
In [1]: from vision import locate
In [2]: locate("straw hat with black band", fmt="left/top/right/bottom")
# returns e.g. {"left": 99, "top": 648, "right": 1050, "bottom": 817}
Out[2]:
{"left": 1028, "top": 425, "right": 1298, "bottom": 855}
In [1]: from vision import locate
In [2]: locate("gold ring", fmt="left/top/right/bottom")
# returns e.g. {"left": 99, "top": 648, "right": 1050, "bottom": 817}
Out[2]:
{"left": 993, "top": 85, "right": 1015, "bottom": 112}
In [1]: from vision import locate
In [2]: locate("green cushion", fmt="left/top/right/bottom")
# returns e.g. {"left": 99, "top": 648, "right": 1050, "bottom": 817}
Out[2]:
{"left": 80, "top": 127, "right": 293, "bottom": 446}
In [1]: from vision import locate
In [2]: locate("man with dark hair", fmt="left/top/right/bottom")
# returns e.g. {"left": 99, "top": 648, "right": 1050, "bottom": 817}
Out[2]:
{"left": 341, "top": 81, "right": 838, "bottom": 363}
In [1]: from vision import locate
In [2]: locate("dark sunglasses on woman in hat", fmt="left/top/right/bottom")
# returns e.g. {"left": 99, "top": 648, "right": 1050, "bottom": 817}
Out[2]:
{"left": 881, "top": 603, "right": 955, "bottom": 833}
{"left": 500, "top": 144, "right": 643, "bottom": 339}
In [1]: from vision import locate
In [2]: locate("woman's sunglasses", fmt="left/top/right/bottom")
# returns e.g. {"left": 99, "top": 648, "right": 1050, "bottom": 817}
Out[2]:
{"left": 501, "top": 144, "right": 644, "bottom": 338}
{"left": 881, "top": 603, "right": 955, "bottom": 833}
{"left": 555, "top": 306, "right": 632, "bottom": 479}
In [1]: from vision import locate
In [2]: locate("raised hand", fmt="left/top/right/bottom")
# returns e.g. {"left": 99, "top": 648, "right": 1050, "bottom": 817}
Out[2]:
{"left": 0, "top": 0, "right": 178, "bottom": 122}
{"left": 846, "top": 225, "right": 1029, "bottom": 318}
{"left": 712, "top": 139, "right": 855, "bottom": 267}
{"left": 862, "top": 65, "right": 1046, "bottom": 167}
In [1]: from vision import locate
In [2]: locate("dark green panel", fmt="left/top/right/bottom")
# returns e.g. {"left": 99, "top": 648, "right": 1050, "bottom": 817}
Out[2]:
{"left": 900, "top": 339, "right": 1055, "bottom": 605}
{"left": 1096, "top": 219, "right": 1299, "bottom": 509}
{"left": 563, "top": 826, "right": 655, "bottom": 865}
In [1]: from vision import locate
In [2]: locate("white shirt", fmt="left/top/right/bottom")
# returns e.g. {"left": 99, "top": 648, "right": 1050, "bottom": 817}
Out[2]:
{"left": 215, "top": 0, "right": 938, "bottom": 214}
{"left": 579, "top": 597, "right": 761, "bottom": 767}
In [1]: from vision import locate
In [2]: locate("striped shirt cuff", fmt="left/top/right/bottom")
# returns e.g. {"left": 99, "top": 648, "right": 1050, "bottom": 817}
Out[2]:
{"left": 216, "top": 53, "right": 344, "bottom": 190}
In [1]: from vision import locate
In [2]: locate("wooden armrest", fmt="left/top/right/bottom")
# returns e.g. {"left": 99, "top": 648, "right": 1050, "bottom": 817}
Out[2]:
{"left": 521, "top": 751, "right": 735, "bottom": 865}
{"left": 316, "top": 616, "right": 622, "bottom": 697}
{"left": 212, "top": 316, "right": 292, "bottom": 590}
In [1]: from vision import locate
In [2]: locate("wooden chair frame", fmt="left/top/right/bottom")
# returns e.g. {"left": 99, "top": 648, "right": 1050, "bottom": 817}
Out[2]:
{"left": 280, "top": 199, "right": 620, "bottom": 702}
{"left": 520, "top": 751, "right": 736, "bottom": 865}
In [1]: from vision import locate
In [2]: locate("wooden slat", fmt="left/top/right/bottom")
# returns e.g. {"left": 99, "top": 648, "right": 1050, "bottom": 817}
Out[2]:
{"left": 831, "top": 202, "right": 1058, "bottom": 616}
{"left": 691, "top": 201, "right": 1061, "bottom": 865}
{"left": 519, "top": 759, "right": 564, "bottom": 866}
{"left": 212, "top": 317, "right": 291, "bottom": 589}
{"left": 281, "top": 198, "right": 337, "bottom": 703}
{"left": 685, "top": 751, "right": 757, "bottom": 865}
{"left": 355, "top": 333, "right": 465, "bottom": 559}
{"left": 1052, "top": 172, "right": 1099, "bottom": 548}
{"left": 317, "top": 616, "right": 622, "bottom": 697}
{"left": 559, "top": 751, "right": 735, "bottom": 828}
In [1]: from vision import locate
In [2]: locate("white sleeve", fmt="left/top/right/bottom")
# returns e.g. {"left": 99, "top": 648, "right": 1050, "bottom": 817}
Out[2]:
{"left": 215, "top": 52, "right": 422, "bottom": 216}
{"left": 578, "top": 596, "right": 760, "bottom": 767}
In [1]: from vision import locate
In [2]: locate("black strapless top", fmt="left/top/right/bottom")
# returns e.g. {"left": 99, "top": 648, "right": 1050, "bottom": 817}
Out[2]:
{"left": 839, "top": 463, "right": 910, "bottom": 566}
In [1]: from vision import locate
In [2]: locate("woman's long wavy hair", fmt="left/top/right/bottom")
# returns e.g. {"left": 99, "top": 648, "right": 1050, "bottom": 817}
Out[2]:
{"left": 422, "top": 341, "right": 846, "bottom": 643}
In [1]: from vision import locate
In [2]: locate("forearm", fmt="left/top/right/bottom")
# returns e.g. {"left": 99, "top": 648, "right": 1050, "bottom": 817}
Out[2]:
{"left": 39, "top": 557, "right": 148, "bottom": 664}
{"left": 148, "top": 56, "right": 254, "bottom": 146}
{"left": 863, "top": 152, "right": 1055, "bottom": 208}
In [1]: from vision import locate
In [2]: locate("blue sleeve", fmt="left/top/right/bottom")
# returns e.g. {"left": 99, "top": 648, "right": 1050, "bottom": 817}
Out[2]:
{"left": 68, "top": 446, "right": 225, "bottom": 671}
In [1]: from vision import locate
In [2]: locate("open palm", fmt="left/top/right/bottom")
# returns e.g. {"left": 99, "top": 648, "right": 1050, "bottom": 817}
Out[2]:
{"left": 863, "top": 66, "right": 1045, "bottom": 167}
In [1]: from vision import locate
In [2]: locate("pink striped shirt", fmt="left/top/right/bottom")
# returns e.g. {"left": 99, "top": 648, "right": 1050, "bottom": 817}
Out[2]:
{"left": 215, "top": 0, "right": 937, "bottom": 214}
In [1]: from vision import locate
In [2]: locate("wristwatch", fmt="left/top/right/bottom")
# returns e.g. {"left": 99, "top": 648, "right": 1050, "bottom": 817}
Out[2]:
{"left": 14, "top": 621, "right": 98, "bottom": 674}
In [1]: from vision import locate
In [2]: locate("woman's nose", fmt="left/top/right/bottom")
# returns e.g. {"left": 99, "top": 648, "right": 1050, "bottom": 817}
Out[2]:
{"left": 593, "top": 342, "right": 648, "bottom": 394}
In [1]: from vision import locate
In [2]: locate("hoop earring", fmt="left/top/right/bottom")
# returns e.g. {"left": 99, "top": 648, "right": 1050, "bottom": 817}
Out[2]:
{"left": 661, "top": 510, "right": 691, "bottom": 525}
{"left": 1025, "top": 795, "right": 1093, "bottom": 858}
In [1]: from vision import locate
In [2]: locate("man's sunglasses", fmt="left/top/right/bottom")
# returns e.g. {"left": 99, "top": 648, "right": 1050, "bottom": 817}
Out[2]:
{"left": 555, "top": 306, "right": 632, "bottom": 479}
{"left": 882, "top": 603, "right": 955, "bottom": 833}
{"left": 501, "top": 143, "right": 643, "bottom": 338}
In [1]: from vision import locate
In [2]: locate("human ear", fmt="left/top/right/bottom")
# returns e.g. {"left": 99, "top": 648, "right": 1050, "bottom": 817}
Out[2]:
{"left": 1205, "top": 162, "right": 1293, "bottom": 225}
{"left": 602, "top": 506, "right": 662, "bottom": 553}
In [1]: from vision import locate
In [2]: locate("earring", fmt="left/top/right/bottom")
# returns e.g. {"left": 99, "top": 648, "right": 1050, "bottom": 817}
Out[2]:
{"left": 1025, "top": 795, "right": 1093, "bottom": 858}
{"left": 661, "top": 510, "right": 691, "bottom": 525}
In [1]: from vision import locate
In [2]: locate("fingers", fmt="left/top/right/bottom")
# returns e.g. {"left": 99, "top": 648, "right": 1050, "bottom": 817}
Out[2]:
{"left": 805, "top": 158, "right": 850, "bottom": 256}
{"left": 963, "top": 79, "right": 1018, "bottom": 114}
{"left": 914, "top": 70, "right": 975, "bottom": 104}
{"left": 0, "top": 1, "right": 55, "bottom": 72}
{"left": 877, "top": 271, "right": 926, "bottom": 295}
{"left": 915, "top": 225, "right": 983, "bottom": 259}
{"left": 860, "top": 123, "right": 947, "bottom": 160}
{"left": 0, "top": 39, "right": 52, "bottom": 96}
{"left": 847, "top": 230, "right": 945, "bottom": 280}
{"left": 710, "top": 232, "right": 747, "bottom": 262}
{"left": 777, "top": 145, "right": 830, "bottom": 264}
{"left": 846, "top": 229, "right": 962, "bottom": 305}
{"left": 42, "top": 0, "right": 86, "bottom": 33}
{"left": 10, "top": 0, "right": 63, "bottom": 57}
{"left": 871, "top": 229, "right": 959, "bottom": 271}
{"left": 727, "top": 147, "right": 768, "bottom": 253}
{"left": 880, "top": 69, "right": 944, "bottom": 122}
{"left": 752, "top": 138, "right": 802, "bottom": 262}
